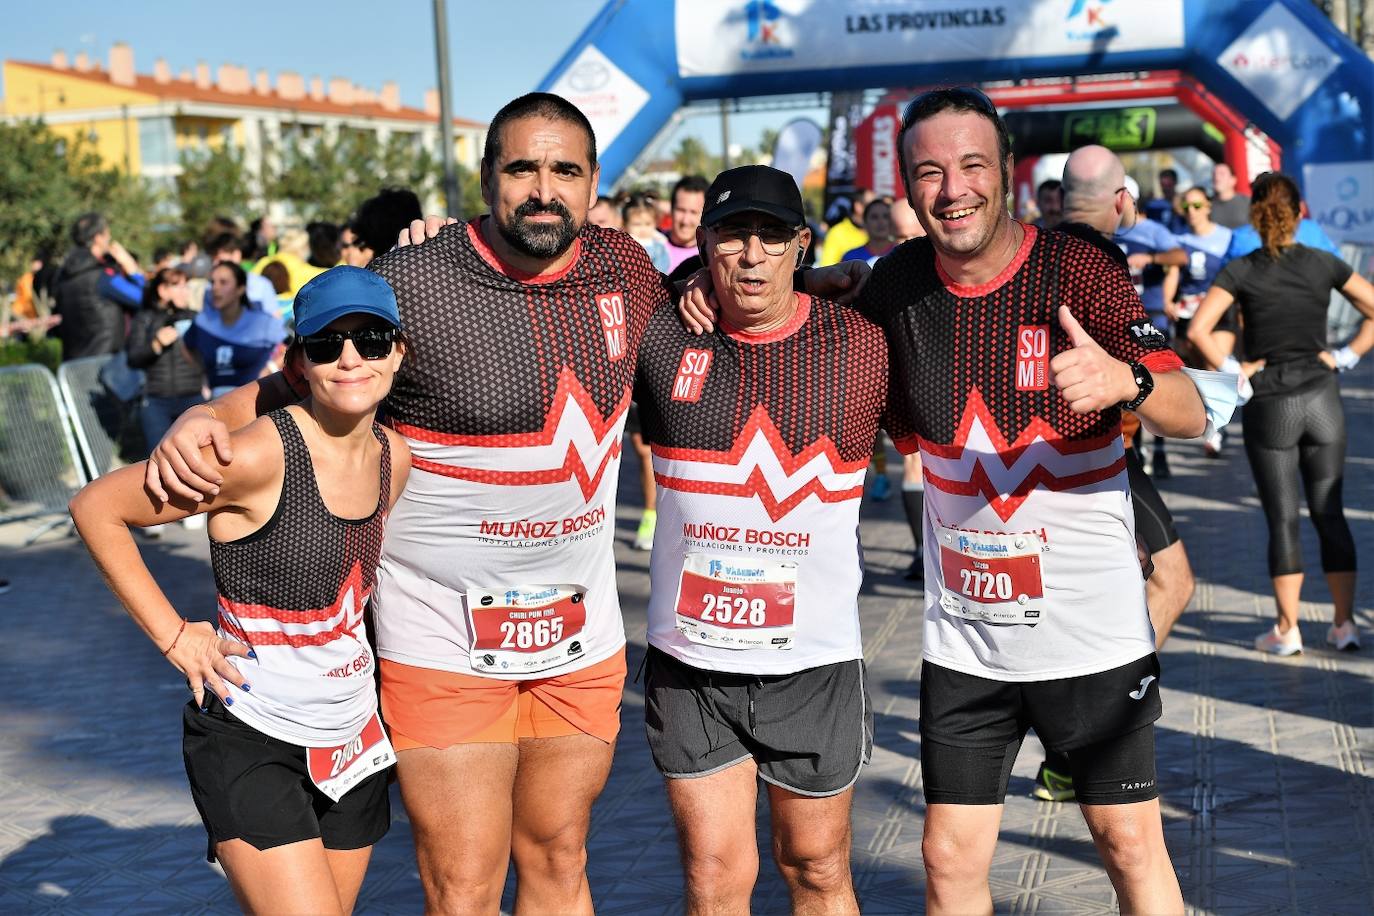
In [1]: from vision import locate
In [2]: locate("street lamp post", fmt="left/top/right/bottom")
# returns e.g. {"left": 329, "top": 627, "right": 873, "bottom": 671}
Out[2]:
{"left": 433, "top": 0, "right": 461, "bottom": 216}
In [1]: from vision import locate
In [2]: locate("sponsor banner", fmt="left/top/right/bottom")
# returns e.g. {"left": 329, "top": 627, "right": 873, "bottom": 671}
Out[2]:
{"left": 825, "top": 90, "right": 866, "bottom": 217}
{"left": 1217, "top": 2, "right": 1341, "bottom": 122}
{"left": 1303, "top": 161, "right": 1374, "bottom": 245}
{"left": 854, "top": 104, "right": 904, "bottom": 200}
{"left": 548, "top": 44, "right": 650, "bottom": 151}
{"left": 676, "top": 0, "right": 1184, "bottom": 78}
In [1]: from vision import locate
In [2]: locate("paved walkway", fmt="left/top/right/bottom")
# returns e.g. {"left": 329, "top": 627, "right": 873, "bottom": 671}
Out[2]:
{"left": 1, "top": 363, "right": 1371, "bottom": 914}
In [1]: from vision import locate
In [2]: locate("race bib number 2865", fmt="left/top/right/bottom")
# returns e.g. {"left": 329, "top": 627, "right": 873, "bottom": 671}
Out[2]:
{"left": 466, "top": 585, "right": 588, "bottom": 674}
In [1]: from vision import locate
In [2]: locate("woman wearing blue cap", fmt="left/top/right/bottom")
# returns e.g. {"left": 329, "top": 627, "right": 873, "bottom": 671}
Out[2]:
{"left": 70, "top": 266, "right": 412, "bottom": 914}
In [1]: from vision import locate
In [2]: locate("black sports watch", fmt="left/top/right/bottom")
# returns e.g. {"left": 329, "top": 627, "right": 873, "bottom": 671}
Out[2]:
{"left": 1122, "top": 360, "right": 1154, "bottom": 411}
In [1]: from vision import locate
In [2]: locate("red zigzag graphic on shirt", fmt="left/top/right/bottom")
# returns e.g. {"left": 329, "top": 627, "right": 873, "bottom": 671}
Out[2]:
{"left": 219, "top": 560, "right": 367, "bottom": 648}
{"left": 653, "top": 406, "right": 869, "bottom": 523}
{"left": 893, "top": 389, "right": 1125, "bottom": 524}
{"left": 395, "top": 366, "right": 629, "bottom": 501}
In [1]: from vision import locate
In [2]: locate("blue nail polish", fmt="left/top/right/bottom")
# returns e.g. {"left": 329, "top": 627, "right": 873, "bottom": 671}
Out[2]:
{"left": 224, "top": 696, "right": 234, "bottom": 706}
{"left": 246, "top": 649, "right": 257, "bottom": 660}
{"left": 240, "top": 683, "right": 251, "bottom": 692}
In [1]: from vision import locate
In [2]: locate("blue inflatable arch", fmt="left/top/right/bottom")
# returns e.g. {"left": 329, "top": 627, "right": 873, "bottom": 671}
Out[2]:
{"left": 537, "top": 0, "right": 1374, "bottom": 243}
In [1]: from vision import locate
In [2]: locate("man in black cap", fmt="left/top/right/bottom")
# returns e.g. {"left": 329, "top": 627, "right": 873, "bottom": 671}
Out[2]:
{"left": 633, "top": 165, "right": 888, "bottom": 913}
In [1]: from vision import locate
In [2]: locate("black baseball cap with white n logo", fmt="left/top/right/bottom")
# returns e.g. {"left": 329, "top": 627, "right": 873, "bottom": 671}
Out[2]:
{"left": 702, "top": 165, "right": 806, "bottom": 229}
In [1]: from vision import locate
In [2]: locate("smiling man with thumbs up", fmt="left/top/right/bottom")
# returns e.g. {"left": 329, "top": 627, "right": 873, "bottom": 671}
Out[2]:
{"left": 859, "top": 89, "right": 1202, "bottom": 915}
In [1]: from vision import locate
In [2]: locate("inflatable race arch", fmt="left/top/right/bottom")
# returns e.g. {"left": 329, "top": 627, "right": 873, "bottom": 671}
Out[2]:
{"left": 537, "top": 0, "right": 1374, "bottom": 243}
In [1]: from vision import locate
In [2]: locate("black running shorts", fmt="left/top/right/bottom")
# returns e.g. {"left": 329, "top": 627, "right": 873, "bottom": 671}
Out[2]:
{"left": 644, "top": 647, "right": 872, "bottom": 797}
{"left": 182, "top": 696, "right": 390, "bottom": 862}
{"left": 1127, "top": 449, "right": 1180, "bottom": 554}
{"left": 919, "top": 654, "right": 1162, "bottom": 806}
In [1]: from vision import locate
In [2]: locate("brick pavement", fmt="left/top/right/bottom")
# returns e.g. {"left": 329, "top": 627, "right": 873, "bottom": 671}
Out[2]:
{"left": 0, "top": 362, "right": 1370, "bottom": 914}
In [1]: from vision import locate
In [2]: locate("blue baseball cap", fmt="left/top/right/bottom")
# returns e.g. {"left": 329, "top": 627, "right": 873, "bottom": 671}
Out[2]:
{"left": 292, "top": 266, "right": 401, "bottom": 336}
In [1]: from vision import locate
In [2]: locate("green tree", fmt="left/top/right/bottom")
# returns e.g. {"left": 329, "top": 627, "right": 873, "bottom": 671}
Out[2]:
{"left": 672, "top": 136, "right": 717, "bottom": 178}
{"left": 175, "top": 144, "right": 252, "bottom": 239}
{"left": 271, "top": 130, "right": 352, "bottom": 223}
{"left": 269, "top": 128, "right": 474, "bottom": 224}
{"left": 0, "top": 120, "right": 162, "bottom": 286}
{"left": 757, "top": 128, "right": 780, "bottom": 163}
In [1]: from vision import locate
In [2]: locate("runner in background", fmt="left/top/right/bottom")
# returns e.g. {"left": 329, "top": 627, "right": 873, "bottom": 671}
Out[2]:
{"left": 664, "top": 175, "right": 709, "bottom": 272}
{"left": 842, "top": 198, "right": 895, "bottom": 265}
{"left": 70, "top": 267, "right": 411, "bottom": 914}
{"left": 623, "top": 193, "right": 672, "bottom": 273}
{"left": 1208, "top": 163, "right": 1250, "bottom": 230}
{"left": 1143, "top": 168, "right": 1186, "bottom": 233}
{"left": 1167, "top": 186, "right": 1236, "bottom": 456}
{"left": 587, "top": 195, "right": 623, "bottom": 231}
{"left": 183, "top": 262, "right": 287, "bottom": 398}
{"left": 843, "top": 197, "right": 897, "bottom": 502}
{"left": 1189, "top": 172, "right": 1374, "bottom": 656}
{"left": 1115, "top": 179, "right": 1188, "bottom": 479}
{"left": 1033, "top": 179, "right": 1063, "bottom": 229}
{"left": 818, "top": 191, "right": 872, "bottom": 267}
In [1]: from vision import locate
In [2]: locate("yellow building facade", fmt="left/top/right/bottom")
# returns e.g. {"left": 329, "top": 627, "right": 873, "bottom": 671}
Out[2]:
{"left": 1, "top": 44, "right": 486, "bottom": 209}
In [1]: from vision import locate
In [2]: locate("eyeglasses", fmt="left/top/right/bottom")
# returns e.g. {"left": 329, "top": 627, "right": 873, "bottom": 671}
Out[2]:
{"left": 299, "top": 327, "right": 398, "bottom": 363}
{"left": 711, "top": 225, "right": 797, "bottom": 256}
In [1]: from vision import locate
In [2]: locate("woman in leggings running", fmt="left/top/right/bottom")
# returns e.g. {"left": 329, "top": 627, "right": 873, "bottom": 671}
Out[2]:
{"left": 71, "top": 267, "right": 412, "bottom": 913}
{"left": 1189, "top": 172, "right": 1374, "bottom": 655}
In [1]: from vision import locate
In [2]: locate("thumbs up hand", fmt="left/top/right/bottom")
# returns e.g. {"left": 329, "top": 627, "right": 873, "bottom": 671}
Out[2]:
{"left": 1050, "top": 306, "right": 1138, "bottom": 414}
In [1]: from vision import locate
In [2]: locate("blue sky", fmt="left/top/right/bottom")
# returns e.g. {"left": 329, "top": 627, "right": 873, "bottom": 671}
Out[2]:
{"left": 0, "top": 0, "right": 804, "bottom": 162}
{"left": 0, "top": 0, "right": 602, "bottom": 122}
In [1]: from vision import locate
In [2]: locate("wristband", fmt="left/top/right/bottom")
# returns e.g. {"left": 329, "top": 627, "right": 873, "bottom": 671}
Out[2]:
{"left": 1122, "top": 360, "right": 1155, "bottom": 410}
{"left": 161, "top": 618, "right": 188, "bottom": 656}
{"left": 1333, "top": 346, "right": 1359, "bottom": 371}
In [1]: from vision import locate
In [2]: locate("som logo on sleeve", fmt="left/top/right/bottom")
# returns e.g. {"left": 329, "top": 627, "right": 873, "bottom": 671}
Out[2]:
{"left": 596, "top": 292, "right": 626, "bottom": 361}
{"left": 671, "top": 348, "right": 713, "bottom": 403}
{"left": 1015, "top": 324, "right": 1049, "bottom": 391}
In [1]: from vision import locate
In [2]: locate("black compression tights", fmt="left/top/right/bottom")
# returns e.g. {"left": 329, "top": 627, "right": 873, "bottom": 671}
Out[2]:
{"left": 1242, "top": 375, "right": 1357, "bottom": 578}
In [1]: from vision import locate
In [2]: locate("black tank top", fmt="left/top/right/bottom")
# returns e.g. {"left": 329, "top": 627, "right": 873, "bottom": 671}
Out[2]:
{"left": 212, "top": 409, "right": 391, "bottom": 637}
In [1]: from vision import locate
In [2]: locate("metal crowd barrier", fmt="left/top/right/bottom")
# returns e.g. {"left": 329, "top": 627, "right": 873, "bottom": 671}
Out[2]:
{"left": 55, "top": 355, "right": 126, "bottom": 482}
{"left": 0, "top": 363, "right": 88, "bottom": 544}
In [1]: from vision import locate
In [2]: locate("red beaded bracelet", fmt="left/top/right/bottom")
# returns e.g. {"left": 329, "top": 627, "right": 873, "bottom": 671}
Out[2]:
{"left": 161, "top": 618, "right": 188, "bottom": 656}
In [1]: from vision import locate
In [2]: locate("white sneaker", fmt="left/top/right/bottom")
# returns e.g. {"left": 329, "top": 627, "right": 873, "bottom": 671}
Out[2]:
{"left": 1327, "top": 621, "right": 1361, "bottom": 651}
{"left": 1255, "top": 625, "right": 1303, "bottom": 656}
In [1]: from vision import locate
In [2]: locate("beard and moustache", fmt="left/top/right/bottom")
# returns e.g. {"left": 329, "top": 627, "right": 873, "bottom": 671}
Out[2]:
{"left": 497, "top": 199, "right": 581, "bottom": 259}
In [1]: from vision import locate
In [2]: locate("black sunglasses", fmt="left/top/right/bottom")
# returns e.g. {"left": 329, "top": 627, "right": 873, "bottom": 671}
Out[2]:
{"left": 299, "top": 326, "right": 398, "bottom": 363}
{"left": 901, "top": 86, "right": 998, "bottom": 132}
